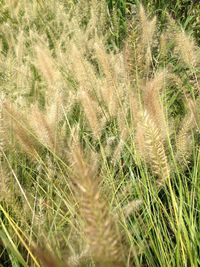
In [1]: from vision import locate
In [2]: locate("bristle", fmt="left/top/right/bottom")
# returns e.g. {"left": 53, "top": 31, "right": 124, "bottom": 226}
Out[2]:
{"left": 129, "top": 92, "right": 140, "bottom": 129}
{"left": 143, "top": 71, "right": 168, "bottom": 139}
{"left": 176, "top": 113, "right": 194, "bottom": 166}
{"left": 159, "top": 33, "right": 168, "bottom": 60}
{"left": 35, "top": 45, "right": 60, "bottom": 85}
{"left": 47, "top": 90, "right": 63, "bottom": 128}
{"left": 3, "top": 102, "right": 39, "bottom": 160}
{"left": 122, "top": 199, "right": 143, "bottom": 218}
{"left": 137, "top": 111, "right": 170, "bottom": 186}
{"left": 94, "top": 42, "right": 119, "bottom": 116}
{"left": 68, "top": 247, "right": 89, "bottom": 266}
{"left": 69, "top": 43, "right": 97, "bottom": 93}
{"left": 0, "top": 166, "right": 12, "bottom": 203}
{"left": 70, "top": 137, "right": 125, "bottom": 265}
{"left": 123, "top": 21, "right": 137, "bottom": 83}
{"left": 175, "top": 30, "right": 198, "bottom": 67}
{"left": 30, "top": 105, "right": 57, "bottom": 152}
{"left": 79, "top": 91, "right": 101, "bottom": 139}
{"left": 139, "top": 4, "right": 157, "bottom": 74}
{"left": 112, "top": 109, "right": 129, "bottom": 162}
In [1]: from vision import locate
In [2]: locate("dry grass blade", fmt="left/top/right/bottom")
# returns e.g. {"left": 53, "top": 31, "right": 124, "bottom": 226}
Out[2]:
{"left": 0, "top": 96, "right": 5, "bottom": 157}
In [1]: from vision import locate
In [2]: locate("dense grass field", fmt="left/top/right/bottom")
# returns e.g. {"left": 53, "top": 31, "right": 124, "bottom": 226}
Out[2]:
{"left": 0, "top": 1, "right": 200, "bottom": 266}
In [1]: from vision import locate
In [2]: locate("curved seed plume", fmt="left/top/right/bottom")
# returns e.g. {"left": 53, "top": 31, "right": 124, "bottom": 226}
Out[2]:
{"left": 70, "top": 135, "right": 125, "bottom": 266}
{"left": 30, "top": 105, "right": 57, "bottom": 152}
{"left": 79, "top": 91, "right": 102, "bottom": 139}
{"left": 136, "top": 111, "right": 170, "bottom": 187}
{"left": 175, "top": 30, "right": 199, "bottom": 67}
{"left": 176, "top": 113, "right": 195, "bottom": 166}
{"left": 143, "top": 71, "right": 168, "bottom": 140}
{"left": 3, "top": 102, "right": 39, "bottom": 160}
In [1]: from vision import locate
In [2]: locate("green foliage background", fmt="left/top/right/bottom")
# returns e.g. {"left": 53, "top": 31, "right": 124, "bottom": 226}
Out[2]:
{"left": 107, "top": 0, "right": 199, "bottom": 45}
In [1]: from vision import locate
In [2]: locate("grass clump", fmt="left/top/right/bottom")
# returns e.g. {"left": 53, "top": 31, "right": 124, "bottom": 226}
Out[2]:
{"left": 0, "top": 1, "right": 200, "bottom": 267}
